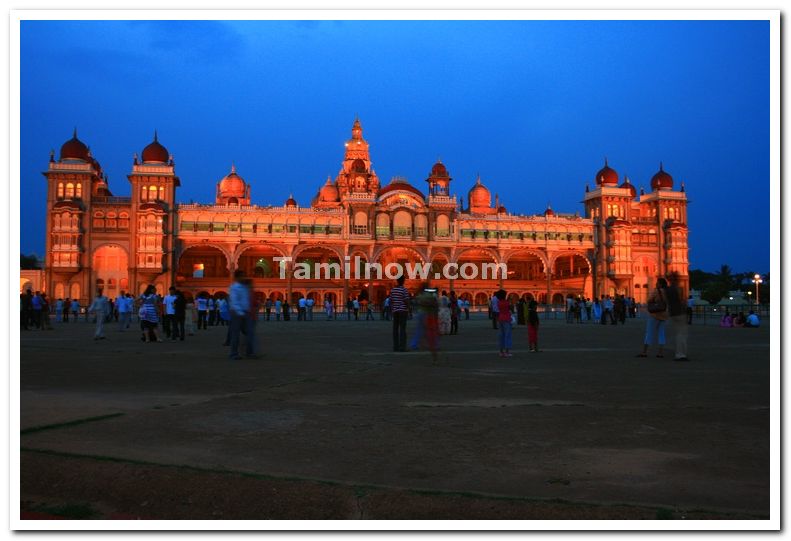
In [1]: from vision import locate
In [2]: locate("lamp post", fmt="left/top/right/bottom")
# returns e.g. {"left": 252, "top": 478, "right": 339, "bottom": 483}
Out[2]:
{"left": 752, "top": 274, "right": 763, "bottom": 305}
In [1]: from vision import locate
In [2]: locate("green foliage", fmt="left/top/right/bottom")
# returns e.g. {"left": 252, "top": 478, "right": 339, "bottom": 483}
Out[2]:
{"left": 20, "top": 253, "right": 40, "bottom": 270}
{"left": 701, "top": 282, "right": 730, "bottom": 305}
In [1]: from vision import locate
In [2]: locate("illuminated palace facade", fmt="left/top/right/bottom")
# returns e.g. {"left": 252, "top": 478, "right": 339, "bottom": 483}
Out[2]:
{"left": 42, "top": 120, "right": 689, "bottom": 307}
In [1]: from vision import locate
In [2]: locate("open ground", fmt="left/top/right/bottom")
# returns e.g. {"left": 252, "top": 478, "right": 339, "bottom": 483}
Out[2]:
{"left": 19, "top": 314, "right": 770, "bottom": 521}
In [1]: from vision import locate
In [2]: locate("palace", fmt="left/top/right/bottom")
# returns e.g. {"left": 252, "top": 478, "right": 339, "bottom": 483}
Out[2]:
{"left": 41, "top": 119, "right": 689, "bottom": 307}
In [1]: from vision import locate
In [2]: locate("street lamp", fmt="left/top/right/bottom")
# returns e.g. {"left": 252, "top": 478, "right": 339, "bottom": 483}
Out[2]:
{"left": 752, "top": 274, "right": 763, "bottom": 304}
{"left": 747, "top": 291, "right": 753, "bottom": 304}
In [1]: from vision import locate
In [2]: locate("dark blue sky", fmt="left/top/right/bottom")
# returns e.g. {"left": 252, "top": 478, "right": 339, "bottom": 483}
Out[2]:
{"left": 20, "top": 19, "right": 770, "bottom": 272}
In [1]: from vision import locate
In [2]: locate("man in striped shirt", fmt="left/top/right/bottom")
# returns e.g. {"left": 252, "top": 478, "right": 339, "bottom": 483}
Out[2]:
{"left": 390, "top": 275, "right": 410, "bottom": 352}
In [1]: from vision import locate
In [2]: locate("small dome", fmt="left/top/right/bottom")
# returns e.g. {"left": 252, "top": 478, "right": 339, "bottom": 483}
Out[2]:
{"left": 141, "top": 131, "right": 169, "bottom": 163}
{"left": 319, "top": 178, "right": 339, "bottom": 202}
{"left": 219, "top": 165, "right": 246, "bottom": 197}
{"left": 468, "top": 176, "right": 491, "bottom": 208}
{"left": 595, "top": 158, "right": 619, "bottom": 186}
{"left": 544, "top": 205, "right": 555, "bottom": 217}
{"left": 619, "top": 177, "right": 637, "bottom": 198}
{"left": 497, "top": 205, "right": 507, "bottom": 214}
{"left": 285, "top": 194, "right": 297, "bottom": 207}
{"left": 379, "top": 177, "right": 424, "bottom": 200}
{"left": 60, "top": 129, "right": 90, "bottom": 161}
{"left": 430, "top": 161, "right": 449, "bottom": 177}
{"left": 651, "top": 163, "right": 673, "bottom": 190}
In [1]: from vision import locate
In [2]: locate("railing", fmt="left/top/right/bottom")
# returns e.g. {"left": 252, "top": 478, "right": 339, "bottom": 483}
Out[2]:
{"left": 92, "top": 196, "right": 132, "bottom": 204}
{"left": 351, "top": 225, "right": 369, "bottom": 235}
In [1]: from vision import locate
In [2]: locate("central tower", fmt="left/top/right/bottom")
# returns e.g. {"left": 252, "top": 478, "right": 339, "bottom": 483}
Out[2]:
{"left": 336, "top": 117, "right": 380, "bottom": 197}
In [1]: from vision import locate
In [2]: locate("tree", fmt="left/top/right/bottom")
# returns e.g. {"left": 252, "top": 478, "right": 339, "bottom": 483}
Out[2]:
{"left": 20, "top": 253, "right": 40, "bottom": 270}
{"left": 716, "top": 264, "right": 735, "bottom": 290}
{"left": 701, "top": 282, "right": 729, "bottom": 305}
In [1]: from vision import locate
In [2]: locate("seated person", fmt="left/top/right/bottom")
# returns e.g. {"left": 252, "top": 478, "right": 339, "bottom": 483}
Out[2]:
{"left": 732, "top": 312, "right": 745, "bottom": 328}
{"left": 720, "top": 311, "right": 733, "bottom": 328}
{"left": 744, "top": 310, "right": 760, "bottom": 328}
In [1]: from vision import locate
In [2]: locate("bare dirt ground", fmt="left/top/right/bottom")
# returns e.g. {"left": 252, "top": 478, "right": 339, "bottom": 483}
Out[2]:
{"left": 19, "top": 314, "right": 770, "bottom": 521}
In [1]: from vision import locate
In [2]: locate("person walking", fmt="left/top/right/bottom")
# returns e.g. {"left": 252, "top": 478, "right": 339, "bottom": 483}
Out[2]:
{"left": 62, "top": 297, "right": 70, "bottom": 323}
{"left": 139, "top": 285, "right": 163, "bottom": 342}
{"left": 390, "top": 276, "right": 409, "bottom": 352}
{"left": 496, "top": 290, "right": 513, "bottom": 357}
{"left": 88, "top": 289, "right": 110, "bottom": 340}
{"left": 228, "top": 270, "right": 255, "bottom": 360}
{"left": 637, "top": 278, "right": 669, "bottom": 358}
{"left": 526, "top": 299, "right": 540, "bottom": 352}
{"left": 665, "top": 272, "right": 688, "bottom": 362}
{"left": 55, "top": 298, "right": 64, "bottom": 323}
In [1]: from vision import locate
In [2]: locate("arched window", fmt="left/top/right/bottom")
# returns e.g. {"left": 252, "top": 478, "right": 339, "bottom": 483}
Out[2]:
{"left": 119, "top": 212, "right": 129, "bottom": 230}
{"left": 353, "top": 211, "right": 368, "bottom": 234}
{"left": 436, "top": 214, "right": 450, "bottom": 237}
{"left": 57, "top": 183, "right": 64, "bottom": 198}
{"left": 75, "top": 183, "right": 82, "bottom": 198}
{"left": 158, "top": 186, "right": 165, "bottom": 200}
{"left": 93, "top": 211, "right": 105, "bottom": 229}
{"left": 70, "top": 283, "right": 80, "bottom": 300}
{"left": 141, "top": 185, "right": 148, "bottom": 200}
{"left": 149, "top": 186, "right": 158, "bottom": 201}
{"left": 65, "top": 183, "right": 75, "bottom": 198}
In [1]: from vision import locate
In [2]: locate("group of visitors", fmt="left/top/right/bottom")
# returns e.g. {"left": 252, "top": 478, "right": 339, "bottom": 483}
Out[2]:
{"left": 20, "top": 290, "right": 55, "bottom": 331}
{"left": 720, "top": 310, "right": 761, "bottom": 328}
{"left": 562, "top": 294, "right": 638, "bottom": 325}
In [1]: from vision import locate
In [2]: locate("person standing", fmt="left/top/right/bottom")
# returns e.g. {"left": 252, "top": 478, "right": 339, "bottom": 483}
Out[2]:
{"left": 228, "top": 270, "right": 255, "bottom": 360}
{"left": 265, "top": 298, "right": 272, "bottom": 321}
{"left": 139, "top": 285, "right": 163, "bottom": 342}
{"left": 275, "top": 298, "right": 282, "bottom": 321}
{"left": 70, "top": 298, "right": 80, "bottom": 323}
{"left": 526, "top": 299, "right": 540, "bottom": 352}
{"left": 449, "top": 291, "right": 459, "bottom": 335}
{"left": 637, "top": 278, "right": 669, "bottom": 358}
{"left": 306, "top": 296, "right": 315, "bottom": 320}
{"left": 55, "top": 298, "right": 64, "bottom": 323}
{"left": 325, "top": 297, "right": 334, "bottom": 320}
{"left": 196, "top": 294, "right": 208, "bottom": 330}
{"left": 390, "top": 276, "right": 409, "bottom": 352}
{"left": 163, "top": 287, "right": 178, "bottom": 339}
{"left": 382, "top": 296, "right": 390, "bottom": 320}
{"left": 352, "top": 297, "right": 360, "bottom": 320}
{"left": 283, "top": 300, "right": 291, "bottom": 321}
{"left": 438, "top": 291, "right": 451, "bottom": 335}
{"left": 40, "top": 294, "right": 54, "bottom": 330}
{"left": 490, "top": 292, "right": 499, "bottom": 330}
{"left": 496, "top": 290, "right": 513, "bottom": 357}
{"left": 62, "top": 297, "right": 70, "bottom": 323}
{"left": 173, "top": 289, "right": 186, "bottom": 341}
{"left": 117, "top": 291, "right": 132, "bottom": 331}
{"left": 31, "top": 291, "right": 43, "bottom": 329}
{"left": 88, "top": 289, "right": 110, "bottom": 340}
{"left": 602, "top": 296, "right": 615, "bottom": 325}
{"left": 665, "top": 272, "right": 688, "bottom": 362}
{"left": 185, "top": 295, "right": 196, "bottom": 336}
{"left": 464, "top": 298, "right": 470, "bottom": 320}
{"left": 297, "top": 296, "right": 306, "bottom": 321}
{"left": 686, "top": 295, "right": 694, "bottom": 325}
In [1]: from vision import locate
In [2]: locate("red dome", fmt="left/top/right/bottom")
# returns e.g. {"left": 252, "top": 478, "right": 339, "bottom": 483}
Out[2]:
{"left": 285, "top": 195, "right": 297, "bottom": 207}
{"left": 497, "top": 205, "right": 507, "bottom": 214}
{"left": 378, "top": 177, "right": 425, "bottom": 200}
{"left": 142, "top": 132, "right": 169, "bottom": 163}
{"left": 544, "top": 206, "right": 555, "bottom": 217}
{"left": 319, "top": 179, "right": 339, "bottom": 202}
{"left": 651, "top": 163, "right": 673, "bottom": 190}
{"left": 595, "top": 159, "right": 619, "bottom": 186}
{"left": 430, "top": 161, "right": 449, "bottom": 177}
{"left": 619, "top": 178, "right": 637, "bottom": 198}
{"left": 468, "top": 177, "right": 491, "bottom": 208}
{"left": 60, "top": 130, "right": 90, "bottom": 161}
{"left": 219, "top": 165, "right": 246, "bottom": 197}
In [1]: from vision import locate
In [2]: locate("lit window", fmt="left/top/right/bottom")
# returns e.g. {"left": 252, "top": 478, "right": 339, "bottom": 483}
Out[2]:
{"left": 65, "top": 183, "right": 75, "bottom": 198}
{"left": 57, "top": 183, "right": 64, "bottom": 198}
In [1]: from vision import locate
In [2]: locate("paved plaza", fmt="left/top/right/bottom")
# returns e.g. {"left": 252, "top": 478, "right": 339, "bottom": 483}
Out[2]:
{"left": 19, "top": 314, "right": 770, "bottom": 520}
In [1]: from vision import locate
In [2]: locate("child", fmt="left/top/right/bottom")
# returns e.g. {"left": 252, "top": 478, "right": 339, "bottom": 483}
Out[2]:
{"left": 526, "top": 299, "right": 540, "bottom": 352}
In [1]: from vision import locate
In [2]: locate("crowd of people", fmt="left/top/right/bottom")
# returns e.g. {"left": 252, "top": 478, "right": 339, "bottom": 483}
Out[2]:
{"left": 20, "top": 270, "right": 765, "bottom": 363}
